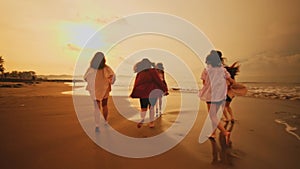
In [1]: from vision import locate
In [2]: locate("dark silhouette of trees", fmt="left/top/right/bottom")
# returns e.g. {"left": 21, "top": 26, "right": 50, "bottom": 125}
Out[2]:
{"left": 0, "top": 56, "right": 5, "bottom": 78}
{"left": 6, "top": 71, "right": 36, "bottom": 79}
{"left": 0, "top": 56, "right": 38, "bottom": 82}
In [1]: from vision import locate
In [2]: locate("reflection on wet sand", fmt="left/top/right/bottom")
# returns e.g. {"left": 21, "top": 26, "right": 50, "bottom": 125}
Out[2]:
{"left": 209, "top": 121, "right": 237, "bottom": 165}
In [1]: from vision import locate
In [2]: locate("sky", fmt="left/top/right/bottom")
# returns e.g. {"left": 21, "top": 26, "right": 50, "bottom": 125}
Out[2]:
{"left": 0, "top": 0, "right": 299, "bottom": 82}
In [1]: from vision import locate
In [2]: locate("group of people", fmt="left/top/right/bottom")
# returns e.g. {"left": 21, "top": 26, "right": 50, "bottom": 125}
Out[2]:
{"left": 130, "top": 58, "right": 168, "bottom": 128}
{"left": 84, "top": 53, "right": 168, "bottom": 130}
{"left": 199, "top": 50, "right": 244, "bottom": 144}
{"left": 84, "top": 50, "right": 245, "bottom": 144}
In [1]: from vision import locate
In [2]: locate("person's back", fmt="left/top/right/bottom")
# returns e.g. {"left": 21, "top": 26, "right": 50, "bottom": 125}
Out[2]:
{"left": 131, "top": 68, "right": 166, "bottom": 98}
{"left": 131, "top": 58, "right": 168, "bottom": 128}
{"left": 200, "top": 66, "right": 229, "bottom": 102}
{"left": 199, "top": 50, "right": 232, "bottom": 145}
{"left": 84, "top": 52, "right": 115, "bottom": 131}
{"left": 135, "top": 69, "right": 156, "bottom": 85}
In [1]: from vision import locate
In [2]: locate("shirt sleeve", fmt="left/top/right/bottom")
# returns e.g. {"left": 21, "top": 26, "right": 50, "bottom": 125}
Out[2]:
{"left": 200, "top": 69, "right": 207, "bottom": 80}
{"left": 104, "top": 66, "right": 114, "bottom": 77}
{"left": 83, "top": 68, "right": 90, "bottom": 81}
{"left": 105, "top": 66, "right": 116, "bottom": 84}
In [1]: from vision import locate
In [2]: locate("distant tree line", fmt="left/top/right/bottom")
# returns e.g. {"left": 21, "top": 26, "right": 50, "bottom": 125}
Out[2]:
{"left": 0, "top": 56, "right": 4, "bottom": 77}
{"left": 0, "top": 56, "right": 36, "bottom": 80}
{"left": 0, "top": 56, "right": 76, "bottom": 83}
{"left": 3, "top": 70, "right": 36, "bottom": 80}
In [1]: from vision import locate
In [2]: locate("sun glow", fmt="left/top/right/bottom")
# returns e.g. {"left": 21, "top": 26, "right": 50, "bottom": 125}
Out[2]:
{"left": 58, "top": 21, "right": 103, "bottom": 50}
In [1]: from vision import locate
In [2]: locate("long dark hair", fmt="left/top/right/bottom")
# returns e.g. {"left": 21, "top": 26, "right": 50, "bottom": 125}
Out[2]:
{"left": 90, "top": 52, "right": 106, "bottom": 70}
{"left": 225, "top": 62, "right": 240, "bottom": 79}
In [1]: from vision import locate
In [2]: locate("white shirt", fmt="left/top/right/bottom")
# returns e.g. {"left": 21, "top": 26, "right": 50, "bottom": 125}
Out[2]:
{"left": 84, "top": 66, "right": 115, "bottom": 100}
{"left": 199, "top": 66, "right": 230, "bottom": 102}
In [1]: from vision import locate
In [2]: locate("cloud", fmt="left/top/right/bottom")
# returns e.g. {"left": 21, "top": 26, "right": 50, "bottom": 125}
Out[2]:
{"left": 265, "top": 21, "right": 300, "bottom": 54}
{"left": 76, "top": 15, "right": 121, "bottom": 26}
{"left": 243, "top": 51, "right": 300, "bottom": 76}
{"left": 66, "top": 43, "right": 81, "bottom": 52}
{"left": 94, "top": 16, "right": 120, "bottom": 25}
{"left": 240, "top": 16, "right": 300, "bottom": 82}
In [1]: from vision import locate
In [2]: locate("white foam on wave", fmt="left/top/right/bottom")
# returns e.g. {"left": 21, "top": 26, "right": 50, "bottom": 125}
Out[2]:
{"left": 246, "top": 83, "right": 300, "bottom": 100}
{"left": 275, "top": 119, "right": 300, "bottom": 141}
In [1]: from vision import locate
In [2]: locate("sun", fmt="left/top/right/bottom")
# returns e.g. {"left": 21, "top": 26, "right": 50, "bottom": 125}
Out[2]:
{"left": 57, "top": 21, "right": 103, "bottom": 50}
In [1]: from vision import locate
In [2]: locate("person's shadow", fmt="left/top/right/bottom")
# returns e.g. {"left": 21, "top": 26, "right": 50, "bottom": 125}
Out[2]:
{"left": 209, "top": 121, "right": 236, "bottom": 165}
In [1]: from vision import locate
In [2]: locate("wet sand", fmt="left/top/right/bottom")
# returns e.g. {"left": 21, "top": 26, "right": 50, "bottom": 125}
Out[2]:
{"left": 0, "top": 82, "right": 299, "bottom": 169}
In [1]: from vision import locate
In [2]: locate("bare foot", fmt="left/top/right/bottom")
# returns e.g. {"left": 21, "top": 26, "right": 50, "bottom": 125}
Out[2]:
{"left": 137, "top": 119, "right": 144, "bottom": 128}
{"left": 149, "top": 122, "right": 155, "bottom": 128}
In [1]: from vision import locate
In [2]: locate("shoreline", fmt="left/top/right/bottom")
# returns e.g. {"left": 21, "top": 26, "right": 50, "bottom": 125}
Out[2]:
{"left": 60, "top": 82, "right": 300, "bottom": 142}
{"left": 0, "top": 78, "right": 83, "bottom": 84}
{"left": 0, "top": 82, "right": 299, "bottom": 169}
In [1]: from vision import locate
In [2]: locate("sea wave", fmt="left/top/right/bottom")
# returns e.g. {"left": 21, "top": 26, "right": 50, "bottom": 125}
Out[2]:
{"left": 274, "top": 111, "right": 300, "bottom": 141}
{"left": 244, "top": 83, "right": 300, "bottom": 101}
{"left": 170, "top": 82, "right": 300, "bottom": 101}
{"left": 65, "top": 80, "right": 300, "bottom": 101}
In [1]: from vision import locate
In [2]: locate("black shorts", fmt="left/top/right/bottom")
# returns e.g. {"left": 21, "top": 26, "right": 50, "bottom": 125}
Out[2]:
{"left": 206, "top": 100, "right": 225, "bottom": 105}
{"left": 226, "top": 95, "right": 232, "bottom": 102}
{"left": 139, "top": 98, "right": 158, "bottom": 109}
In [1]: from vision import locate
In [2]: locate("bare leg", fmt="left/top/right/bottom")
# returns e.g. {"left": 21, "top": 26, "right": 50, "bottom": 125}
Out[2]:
{"left": 208, "top": 103, "right": 218, "bottom": 137}
{"left": 140, "top": 108, "right": 147, "bottom": 119}
{"left": 137, "top": 108, "right": 147, "bottom": 128}
{"left": 225, "top": 102, "right": 234, "bottom": 122}
{"left": 223, "top": 108, "right": 229, "bottom": 122}
{"left": 149, "top": 106, "right": 155, "bottom": 128}
{"left": 100, "top": 98, "right": 109, "bottom": 123}
{"left": 217, "top": 103, "right": 231, "bottom": 145}
{"left": 155, "top": 102, "right": 159, "bottom": 117}
{"left": 102, "top": 105, "right": 108, "bottom": 122}
{"left": 209, "top": 103, "right": 229, "bottom": 138}
{"left": 93, "top": 100, "right": 101, "bottom": 127}
{"left": 206, "top": 103, "right": 211, "bottom": 111}
{"left": 207, "top": 103, "right": 217, "bottom": 137}
{"left": 158, "top": 97, "right": 162, "bottom": 115}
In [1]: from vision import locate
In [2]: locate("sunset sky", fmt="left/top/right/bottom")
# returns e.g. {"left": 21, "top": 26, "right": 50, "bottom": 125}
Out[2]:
{"left": 0, "top": 0, "right": 299, "bottom": 82}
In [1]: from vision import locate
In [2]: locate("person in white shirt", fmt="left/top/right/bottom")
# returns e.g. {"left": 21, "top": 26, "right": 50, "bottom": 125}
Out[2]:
{"left": 199, "top": 50, "right": 234, "bottom": 143}
{"left": 84, "top": 52, "right": 115, "bottom": 132}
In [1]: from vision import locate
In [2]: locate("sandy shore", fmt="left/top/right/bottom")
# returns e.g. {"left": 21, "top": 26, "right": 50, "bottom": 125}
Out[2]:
{"left": 0, "top": 82, "right": 299, "bottom": 169}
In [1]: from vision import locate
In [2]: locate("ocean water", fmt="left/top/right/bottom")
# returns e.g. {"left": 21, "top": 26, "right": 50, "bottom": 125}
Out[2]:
{"left": 67, "top": 77, "right": 300, "bottom": 101}
{"left": 164, "top": 81, "right": 300, "bottom": 101}
{"left": 244, "top": 82, "right": 300, "bottom": 101}
{"left": 64, "top": 79, "right": 300, "bottom": 141}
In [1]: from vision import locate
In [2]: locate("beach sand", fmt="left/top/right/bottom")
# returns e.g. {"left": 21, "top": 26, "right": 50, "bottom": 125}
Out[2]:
{"left": 0, "top": 82, "right": 299, "bottom": 169}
